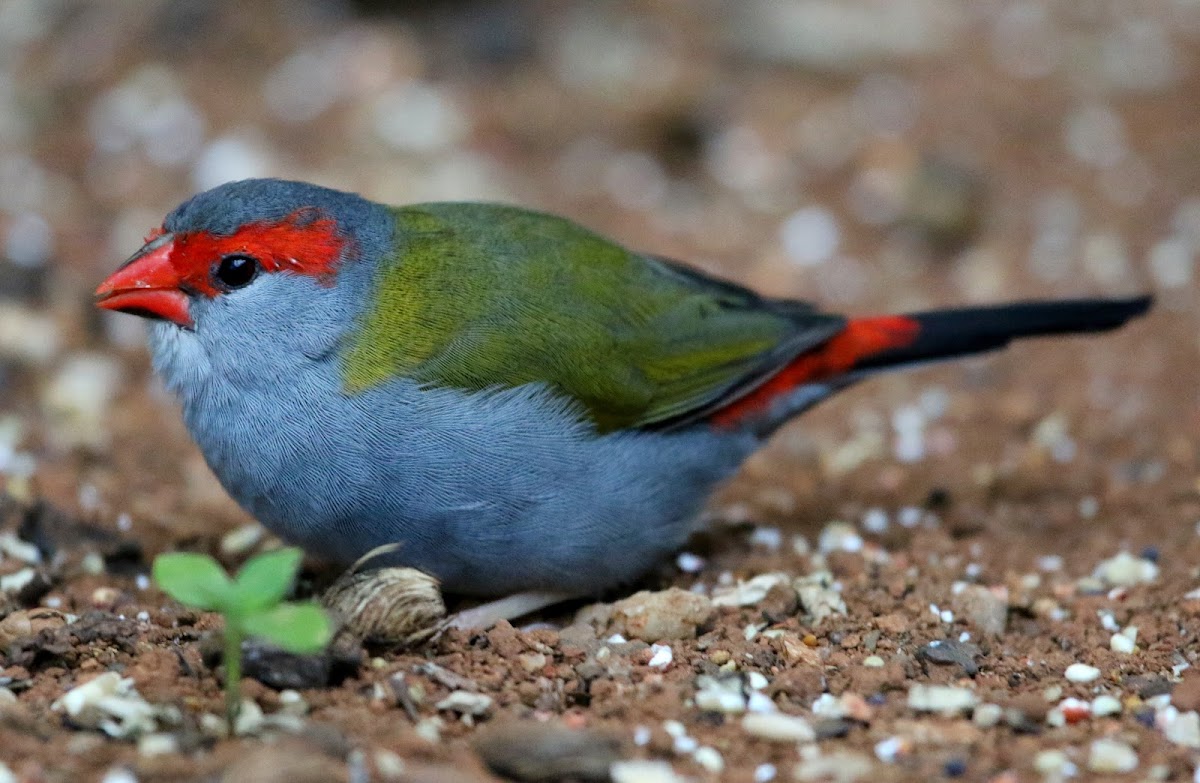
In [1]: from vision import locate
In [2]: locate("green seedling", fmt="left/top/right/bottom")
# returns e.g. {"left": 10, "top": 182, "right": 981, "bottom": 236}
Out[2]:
{"left": 152, "top": 547, "right": 332, "bottom": 728}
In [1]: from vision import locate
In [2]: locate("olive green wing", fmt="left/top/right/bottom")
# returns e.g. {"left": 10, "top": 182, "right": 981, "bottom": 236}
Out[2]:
{"left": 342, "top": 203, "right": 845, "bottom": 433}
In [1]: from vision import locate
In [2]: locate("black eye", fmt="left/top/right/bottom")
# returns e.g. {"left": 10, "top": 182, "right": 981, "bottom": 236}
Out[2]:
{"left": 213, "top": 255, "right": 259, "bottom": 290}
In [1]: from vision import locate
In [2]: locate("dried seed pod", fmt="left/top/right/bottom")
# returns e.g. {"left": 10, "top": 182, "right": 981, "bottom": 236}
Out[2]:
{"left": 322, "top": 566, "right": 444, "bottom": 647}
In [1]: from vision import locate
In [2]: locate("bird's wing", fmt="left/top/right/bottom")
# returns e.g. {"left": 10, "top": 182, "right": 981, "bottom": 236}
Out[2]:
{"left": 341, "top": 203, "right": 845, "bottom": 432}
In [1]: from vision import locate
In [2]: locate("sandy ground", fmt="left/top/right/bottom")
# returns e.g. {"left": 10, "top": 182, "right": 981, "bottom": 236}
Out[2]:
{"left": 0, "top": 2, "right": 1198, "bottom": 781}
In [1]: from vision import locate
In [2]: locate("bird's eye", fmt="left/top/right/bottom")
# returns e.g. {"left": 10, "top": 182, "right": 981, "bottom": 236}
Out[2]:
{"left": 213, "top": 255, "right": 259, "bottom": 290}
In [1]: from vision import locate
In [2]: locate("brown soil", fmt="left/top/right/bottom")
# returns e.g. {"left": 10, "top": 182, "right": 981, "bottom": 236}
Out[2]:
{"left": 1, "top": 2, "right": 1198, "bottom": 782}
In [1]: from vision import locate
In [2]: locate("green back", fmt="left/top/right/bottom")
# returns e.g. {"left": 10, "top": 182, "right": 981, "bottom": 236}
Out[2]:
{"left": 343, "top": 203, "right": 844, "bottom": 432}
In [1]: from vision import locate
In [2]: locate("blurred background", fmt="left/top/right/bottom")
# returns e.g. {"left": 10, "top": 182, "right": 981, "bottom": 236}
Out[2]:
{"left": 0, "top": 0, "right": 1195, "bottom": 543}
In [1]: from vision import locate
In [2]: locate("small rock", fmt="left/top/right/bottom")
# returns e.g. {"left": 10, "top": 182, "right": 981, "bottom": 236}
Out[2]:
{"left": 794, "top": 572, "right": 847, "bottom": 624}
{"left": 741, "top": 712, "right": 816, "bottom": 742}
{"left": 137, "top": 732, "right": 178, "bottom": 757}
{"left": 220, "top": 524, "right": 266, "bottom": 556}
{"left": 435, "top": 690, "right": 493, "bottom": 717}
{"left": 1065, "top": 663, "right": 1101, "bottom": 683}
{"left": 793, "top": 751, "right": 874, "bottom": 782}
{"left": 972, "top": 703, "right": 1002, "bottom": 728}
{"left": 907, "top": 684, "right": 978, "bottom": 716}
{"left": 1161, "top": 709, "right": 1200, "bottom": 748}
{"left": 692, "top": 747, "right": 723, "bottom": 774}
{"left": 42, "top": 353, "right": 122, "bottom": 452}
{"left": 610, "top": 760, "right": 687, "bottom": 783}
{"left": 818, "top": 522, "right": 863, "bottom": 553}
{"left": 694, "top": 675, "right": 749, "bottom": 714}
{"left": 950, "top": 584, "right": 1007, "bottom": 636}
{"left": 609, "top": 588, "right": 714, "bottom": 642}
{"left": 1087, "top": 738, "right": 1138, "bottom": 773}
{"left": 1034, "top": 750, "right": 1077, "bottom": 778}
{"left": 711, "top": 573, "right": 791, "bottom": 608}
{"left": 1110, "top": 632, "right": 1137, "bottom": 654}
{"left": 646, "top": 643, "right": 673, "bottom": 669}
{"left": 51, "top": 671, "right": 165, "bottom": 739}
{"left": 1092, "top": 551, "right": 1158, "bottom": 587}
{"left": 917, "top": 639, "right": 980, "bottom": 676}
{"left": 473, "top": 721, "right": 620, "bottom": 782}
{"left": 1091, "top": 695, "right": 1122, "bottom": 717}
{"left": 220, "top": 740, "right": 347, "bottom": 783}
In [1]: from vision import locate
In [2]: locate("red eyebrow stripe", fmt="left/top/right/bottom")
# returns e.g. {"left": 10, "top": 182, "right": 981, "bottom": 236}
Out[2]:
{"left": 168, "top": 210, "right": 347, "bottom": 298}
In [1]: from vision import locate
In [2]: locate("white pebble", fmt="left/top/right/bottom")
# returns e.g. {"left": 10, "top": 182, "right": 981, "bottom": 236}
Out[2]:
{"left": 741, "top": 712, "right": 816, "bottom": 742}
{"left": 192, "top": 135, "right": 273, "bottom": 192}
{"left": 749, "top": 526, "right": 783, "bottom": 551}
{"left": 1092, "top": 695, "right": 1122, "bottom": 717}
{"left": 611, "top": 760, "right": 687, "bottom": 783}
{"left": 874, "top": 736, "right": 905, "bottom": 763}
{"left": 1110, "top": 633, "right": 1136, "bottom": 654}
{"left": 1065, "top": 663, "right": 1101, "bottom": 683}
{"left": 1087, "top": 739, "right": 1138, "bottom": 773}
{"left": 780, "top": 207, "right": 839, "bottom": 267}
{"left": 1064, "top": 104, "right": 1127, "bottom": 170}
{"left": 753, "top": 763, "right": 777, "bottom": 783}
{"left": 633, "top": 725, "right": 651, "bottom": 746}
{"left": 100, "top": 770, "right": 138, "bottom": 783}
{"left": 1162, "top": 709, "right": 1200, "bottom": 748}
{"left": 907, "top": 684, "right": 978, "bottom": 716}
{"left": 861, "top": 508, "right": 888, "bottom": 534}
{"left": 1093, "top": 551, "right": 1158, "bottom": 587}
{"left": 647, "top": 644, "right": 673, "bottom": 669}
{"left": 1149, "top": 237, "right": 1194, "bottom": 289}
{"left": 675, "top": 552, "right": 704, "bottom": 573}
{"left": 692, "top": 747, "right": 723, "bottom": 774}
{"left": 372, "top": 82, "right": 467, "bottom": 153}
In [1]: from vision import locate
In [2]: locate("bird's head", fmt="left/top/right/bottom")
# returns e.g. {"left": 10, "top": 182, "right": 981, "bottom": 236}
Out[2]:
{"left": 96, "top": 178, "right": 388, "bottom": 333}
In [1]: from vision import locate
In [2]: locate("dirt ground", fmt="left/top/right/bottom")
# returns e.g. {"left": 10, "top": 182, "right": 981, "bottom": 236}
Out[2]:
{"left": 0, "top": 1, "right": 1198, "bottom": 781}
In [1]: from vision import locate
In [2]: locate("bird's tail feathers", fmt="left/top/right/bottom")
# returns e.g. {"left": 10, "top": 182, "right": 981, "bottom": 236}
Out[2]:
{"left": 710, "top": 295, "right": 1152, "bottom": 435}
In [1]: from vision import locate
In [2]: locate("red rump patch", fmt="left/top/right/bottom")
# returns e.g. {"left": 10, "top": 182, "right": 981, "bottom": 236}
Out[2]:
{"left": 709, "top": 315, "right": 920, "bottom": 428}
{"left": 165, "top": 209, "right": 346, "bottom": 297}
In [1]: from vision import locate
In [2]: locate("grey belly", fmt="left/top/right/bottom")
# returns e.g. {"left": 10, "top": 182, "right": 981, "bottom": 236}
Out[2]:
{"left": 202, "top": 381, "right": 754, "bottom": 596}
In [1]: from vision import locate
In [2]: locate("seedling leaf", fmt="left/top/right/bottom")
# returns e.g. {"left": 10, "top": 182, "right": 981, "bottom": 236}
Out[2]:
{"left": 233, "top": 547, "right": 304, "bottom": 612}
{"left": 152, "top": 553, "right": 234, "bottom": 611}
{"left": 242, "top": 601, "right": 333, "bottom": 654}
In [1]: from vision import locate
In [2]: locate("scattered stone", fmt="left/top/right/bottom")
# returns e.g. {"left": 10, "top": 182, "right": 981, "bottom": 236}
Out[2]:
{"left": 1160, "top": 708, "right": 1200, "bottom": 748}
{"left": 237, "top": 637, "right": 363, "bottom": 691}
{"left": 694, "top": 675, "right": 750, "bottom": 714}
{"left": 818, "top": 522, "right": 863, "bottom": 554}
{"left": 219, "top": 523, "right": 267, "bottom": 556}
{"left": 741, "top": 712, "right": 816, "bottom": 742}
{"left": 472, "top": 721, "right": 620, "bottom": 782}
{"left": 609, "top": 588, "right": 714, "bottom": 641}
{"left": 907, "top": 684, "right": 978, "bottom": 716}
{"left": 1092, "top": 551, "right": 1158, "bottom": 587}
{"left": 435, "top": 690, "right": 493, "bottom": 717}
{"left": 1087, "top": 738, "right": 1138, "bottom": 773}
{"left": 711, "top": 573, "right": 791, "bottom": 608}
{"left": 1064, "top": 663, "right": 1101, "bottom": 683}
{"left": 793, "top": 750, "right": 874, "bottom": 782}
{"left": 1091, "top": 695, "right": 1122, "bottom": 717}
{"left": 972, "top": 703, "right": 1002, "bottom": 728}
{"left": 51, "top": 671, "right": 170, "bottom": 739}
{"left": 1034, "top": 750, "right": 1077, "bottom": 778}
{"left": 41, "top": 353, "right": 123, "bottom": 452}
{"left": 646, "top": 644, "right": 673, "bottom": 669}
{"left": 917, "top": 639, "right": 980, "bottom": 676}
{"left": 794, "top": 572, "right": 847, "bottom": 624}
{"left": 1110, "top": 632, "right": 1137, "bottom": 654}
{"left": 137, "top": 732, "right": 179, "bottom": 757}
{"left": 220, "top": 740, "right": 347, "bottom": 783}
{"left": 322, "top": 566, "right": 445, "bottom": 646}
{"left": 610, "top": 760, "right": 686, "bottom": 783}
{"left": 692, "top": 746, "right": 724, "bottom": 774}
{"left": 950, "top": 584, "right": 1007, "bottom": 636}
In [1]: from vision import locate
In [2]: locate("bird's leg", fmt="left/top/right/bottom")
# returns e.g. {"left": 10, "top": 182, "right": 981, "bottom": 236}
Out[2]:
{"left": 447, "top": 591, "right": 578, "bottom": 630}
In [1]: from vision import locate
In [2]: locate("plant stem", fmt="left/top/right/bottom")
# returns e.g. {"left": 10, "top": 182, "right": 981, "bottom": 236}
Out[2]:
{"left": 224, "top": 623, "right": 243, "bottom": 732}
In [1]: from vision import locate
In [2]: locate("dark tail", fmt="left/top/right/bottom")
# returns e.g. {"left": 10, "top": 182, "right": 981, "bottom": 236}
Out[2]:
{"left": 708, "top": 294, "right": 1152, "bottom": 434}
{"left": 855, "top": 295, "right": 1153, "bottom": 372}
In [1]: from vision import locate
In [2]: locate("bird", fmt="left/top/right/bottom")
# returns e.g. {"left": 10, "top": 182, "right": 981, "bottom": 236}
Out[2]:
{"left": 96, "top": 178, "right": 1151, "bottom": 625}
